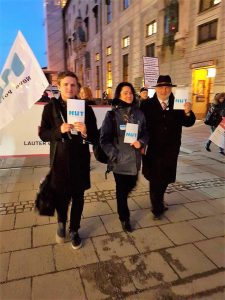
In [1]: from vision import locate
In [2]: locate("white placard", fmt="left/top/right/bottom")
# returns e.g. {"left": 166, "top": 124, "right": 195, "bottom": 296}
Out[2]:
{"left": 143, "top": 57, "right": 159, "bottom": 88}
{"left": 124, "top": 123, "right": 138, "bottom": 144}
{"left": 148, "top": 88, "right": 155, "bottom": 98}
{"left": 209, "top": 118, "right": 225, "bottom": 148}
{"left": 174, "top": 87, "right": 190, "bottom": 110}
{"left": 67, "top": 99, "right": 85, "bottom": 134}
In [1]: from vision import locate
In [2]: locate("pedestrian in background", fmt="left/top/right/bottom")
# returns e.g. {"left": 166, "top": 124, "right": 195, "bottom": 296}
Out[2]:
{"left": 205, "top": 92, "right": 225, "bottom": 155}
{"left": 100, "top": 82, "right": 148, "bottom": 232}
{"left": 38, "top": 91, "right": 50, "bottom": 103}
{"left": 141, "top": 75, "right": 196, "bottom": 220}
{"left": 39, "top": 71, "right": 98, "bottom": 249}
{"left": 138, "top": 87, "right": 150, "bottom": 108}
{"left": 79, "top": 86, "right": 96, "bottom": 105}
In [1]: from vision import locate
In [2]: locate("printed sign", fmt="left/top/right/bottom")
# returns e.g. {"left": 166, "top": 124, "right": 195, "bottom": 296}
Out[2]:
{"left": 124, "top": 123, "right": 138, "bottom": 144}
{"left": 143, "top": 57, "right": 159, "bottom": 88}
{"left": 67, "top": 99, "right": 85, "bottom": 134}
{"left": 174, "top": 87, "right": 190, "bottom": 110}
{"left": 209, "top": 117, "right": 225, "bottom": 148}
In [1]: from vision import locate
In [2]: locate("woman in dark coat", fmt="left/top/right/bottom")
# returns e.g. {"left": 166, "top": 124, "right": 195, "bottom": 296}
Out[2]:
{"left": 141, "top": 75, "right": 196, "bottom": 220}
{"left": 39, "top": 71, "right": 98, "bottom": 249}
{"left": 205, "top": 92, "right": 225, "bottom": 155}
{"left": 100, "top": 82, "right": 148, "bottom": 232}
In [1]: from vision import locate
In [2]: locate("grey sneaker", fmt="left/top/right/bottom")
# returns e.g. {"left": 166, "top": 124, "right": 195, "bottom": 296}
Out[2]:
{"left": 70, "top": 232, "right": 82, "bottom": 250}
{"left": 56, "top": 222, "right": 66, "bottom": 243}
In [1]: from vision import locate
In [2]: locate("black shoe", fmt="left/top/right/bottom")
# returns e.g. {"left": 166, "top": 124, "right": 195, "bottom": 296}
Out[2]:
{"left": 56, "top": 222, "right": 66, "bottom": 243}
{"left": 205, "top": 145, "right": 211, "bottom": 152}
{"left": 121, "top": 221, "right": 132, "bottom": 232}
{"left": 153, "top": 214, "right": 162, "bottom": 220}
{"left": 219, "top": 150, "right": 225, "bottom": 156}
{"left": 70, "top": 232, "right": 82, "bottom": 249}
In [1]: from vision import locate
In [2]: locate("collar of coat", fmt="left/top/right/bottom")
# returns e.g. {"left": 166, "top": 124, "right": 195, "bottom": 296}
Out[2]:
{"left": 151, "top": 92, "right": 175, "bottom": 109}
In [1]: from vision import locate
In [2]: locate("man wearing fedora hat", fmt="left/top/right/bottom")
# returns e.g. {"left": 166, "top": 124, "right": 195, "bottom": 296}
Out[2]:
{"left": 141, "top": 75, "right": 196, "bottom": 220}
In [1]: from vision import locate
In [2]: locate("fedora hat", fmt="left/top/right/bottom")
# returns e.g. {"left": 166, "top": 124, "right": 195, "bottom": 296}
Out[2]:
{"left": 153, "top": 75, "right": 177, "bottom": 87}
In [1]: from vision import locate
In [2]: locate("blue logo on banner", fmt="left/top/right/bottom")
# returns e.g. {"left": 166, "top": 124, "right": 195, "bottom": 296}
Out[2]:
{"left": 0, "top": 53, "right": 25, "bottom": 98}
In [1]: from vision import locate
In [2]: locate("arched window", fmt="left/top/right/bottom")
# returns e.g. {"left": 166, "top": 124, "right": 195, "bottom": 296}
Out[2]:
{"left": 163, "top": 0, "right": 179, "bottom": 51}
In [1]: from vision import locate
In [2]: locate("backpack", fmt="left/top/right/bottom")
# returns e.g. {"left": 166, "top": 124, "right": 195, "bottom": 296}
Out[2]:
{"left": 93, "top": 110, "right": 117, "bottom": 164}
{"left": 204, "top": 105, "right": 220, "bottom": 126}
{"left": 93, "top": 130, "right": 108, "bottom": 164}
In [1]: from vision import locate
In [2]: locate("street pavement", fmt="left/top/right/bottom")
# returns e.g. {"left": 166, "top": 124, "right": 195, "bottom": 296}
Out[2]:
{"left": 0, "top": 120, "right": 224, "bottom": 300}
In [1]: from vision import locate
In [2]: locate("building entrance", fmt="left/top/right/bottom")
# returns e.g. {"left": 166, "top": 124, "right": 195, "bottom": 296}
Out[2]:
{"left": 192, "top": 68, "right": 211, "bottom": 119}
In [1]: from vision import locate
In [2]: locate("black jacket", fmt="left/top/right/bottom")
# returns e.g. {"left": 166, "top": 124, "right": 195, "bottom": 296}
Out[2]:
{"left": 100, "top": 99, "right": 148, "bottom": 175}
{"left": 39, "top": 97, "right": 98, "bottom": 195}
{"left": 208, "top": 102, "right": 225, "bottom": 127}
{"left": 141, "top": 93, "right": 196, "bottom": 183}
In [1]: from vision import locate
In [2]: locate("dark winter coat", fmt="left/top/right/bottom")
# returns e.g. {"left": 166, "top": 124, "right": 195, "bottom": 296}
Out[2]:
{"left": 39, "top": 97, "right": 98, "bottom": 196}
{"left": 207, "top": 102, "right": 225, "bottom": 128}
{"left": 141, "top": 93, "right": 196, "bottom": 184}
{"left": 100, "top": 99, "right": 149, "bottom": 175}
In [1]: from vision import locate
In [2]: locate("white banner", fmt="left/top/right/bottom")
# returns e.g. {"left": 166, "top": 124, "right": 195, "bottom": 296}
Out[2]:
{"left": 0, "top": 104, "right": 110, "bottom": 157}
{"left": 0, "top": 31, "right": 48, "bottom": 130}
{"left": 209, "top": 118, "right": 225, "bottom": 148}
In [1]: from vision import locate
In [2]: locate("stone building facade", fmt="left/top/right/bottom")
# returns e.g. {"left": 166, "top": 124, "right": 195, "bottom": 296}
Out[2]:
{"left": 45, "top": 0, "right": 225, "bottom": 118}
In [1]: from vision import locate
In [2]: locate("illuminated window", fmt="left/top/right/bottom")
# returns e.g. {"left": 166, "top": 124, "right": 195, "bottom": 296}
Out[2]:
{"left": 95, "top": 53, "right": 100, "bottom": 61}
{"left": 207, "top": 68, "right": 216, "bottom": 78}
{"left": 146, "top": 21, "right": 157, "bottom": 36}
{"left": 106, "top": 61, "right": 112, "bottom": 88}
{"left": 122, "top": 36, "right": 130, "bottom": 48}
{"left": 199, "top": 0, "right": 221, "bottom": 12}
{"left": 198, "top": 19, "right": 218, "bottom": 44}
{"left": 106, "top": 46, "right": 112, "bottom": 56}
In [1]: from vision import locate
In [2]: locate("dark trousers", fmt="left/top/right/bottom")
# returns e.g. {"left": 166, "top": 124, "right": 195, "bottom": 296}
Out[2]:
{"left": 149, "top": 180, "right": 168, "bottom": 216}
{"left": 55, "top": 190, "right": 84, "bottom": 232}
{"left": 113, "top": 173, "right": 137, "bottom": 222}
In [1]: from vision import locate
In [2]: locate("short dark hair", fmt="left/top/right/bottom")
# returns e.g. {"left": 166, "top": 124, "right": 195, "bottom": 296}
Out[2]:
{"left": 140, "top": 87, "right": 148, "bottom": 93}
{"left": 114, "top": 82, "right": 136, "bottom": 102}
{"left": 57, "top": 71, "right": 79, "bottom": 86}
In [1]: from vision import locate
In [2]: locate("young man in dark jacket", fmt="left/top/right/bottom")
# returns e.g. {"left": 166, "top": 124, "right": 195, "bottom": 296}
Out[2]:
{"left": 141, "top": 75, "right": 196, "bottom": 220}
{"left": 39, "top": 71, "right": 98, "bottom": 249}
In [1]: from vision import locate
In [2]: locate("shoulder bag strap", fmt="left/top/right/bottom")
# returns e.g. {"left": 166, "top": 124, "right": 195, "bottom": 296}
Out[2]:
{"left": 109, "top": 110, "right": 119, "bottom": 144}
{"left": 52, "top": 99, "right": 72, "bottom": 140}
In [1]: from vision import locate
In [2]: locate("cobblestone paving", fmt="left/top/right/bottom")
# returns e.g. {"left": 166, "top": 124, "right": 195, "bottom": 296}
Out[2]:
{"left": 1, "top": 177, "right": 224, "bottom": 215}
